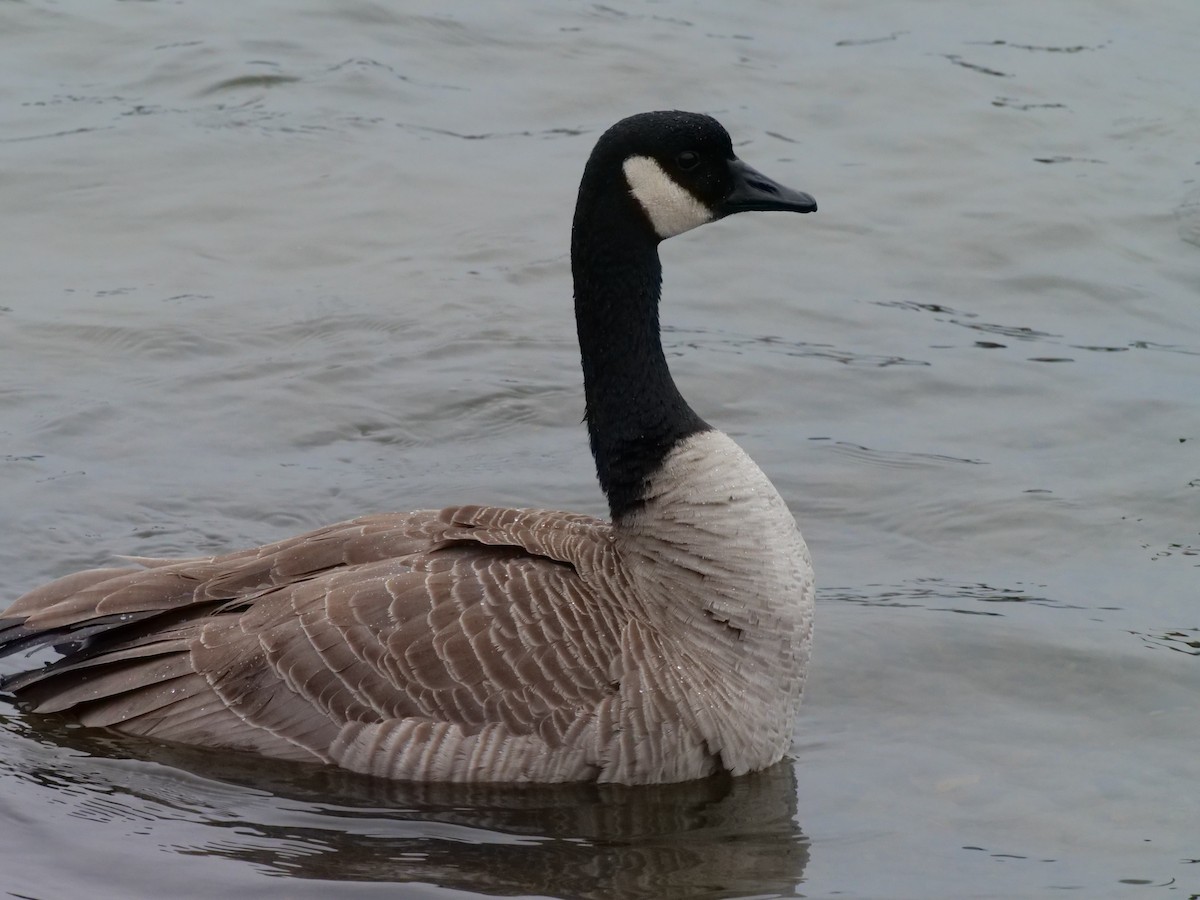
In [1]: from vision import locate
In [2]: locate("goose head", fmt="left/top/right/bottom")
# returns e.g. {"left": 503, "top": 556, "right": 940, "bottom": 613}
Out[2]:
{"left": 570, "top": 111, "right": 817, "bottom": 521}
{"left": 573, "top": 110, "right": 816, "bottom": 243}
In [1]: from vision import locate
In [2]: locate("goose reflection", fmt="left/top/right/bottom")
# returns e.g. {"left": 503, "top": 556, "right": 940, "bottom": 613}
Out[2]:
{"left": 5, "top": 714, "right": 809, "bottom": 899}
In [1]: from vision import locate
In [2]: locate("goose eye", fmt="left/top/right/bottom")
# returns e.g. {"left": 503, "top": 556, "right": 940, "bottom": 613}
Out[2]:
{"left": 675, "top": 150, "right": 700, "bottom": 171}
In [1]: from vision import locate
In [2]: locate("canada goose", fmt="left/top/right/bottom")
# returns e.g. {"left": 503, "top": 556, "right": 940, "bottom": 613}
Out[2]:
{"left": 0, "top": 111, "right": 817, "bottom": 785}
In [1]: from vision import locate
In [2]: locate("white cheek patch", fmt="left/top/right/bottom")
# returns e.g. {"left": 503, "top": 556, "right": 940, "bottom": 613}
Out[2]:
{"left": 622, "top": 155, "right": 714, "bottom": 239}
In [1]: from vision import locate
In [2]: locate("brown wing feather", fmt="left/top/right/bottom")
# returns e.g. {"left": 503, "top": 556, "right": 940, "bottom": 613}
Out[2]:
{"left": 0, "top": 506, "right": 628, "bottom": 779}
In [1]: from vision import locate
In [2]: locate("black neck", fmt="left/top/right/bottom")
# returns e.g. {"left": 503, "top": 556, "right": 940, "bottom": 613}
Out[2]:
{"left": 572, "top": 192, "right": 708, "bottom": 521}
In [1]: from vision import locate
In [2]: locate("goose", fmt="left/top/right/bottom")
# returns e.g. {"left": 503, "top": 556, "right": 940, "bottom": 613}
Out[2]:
{"left": 0, "top": 110, "right": 817, "bottom": 785}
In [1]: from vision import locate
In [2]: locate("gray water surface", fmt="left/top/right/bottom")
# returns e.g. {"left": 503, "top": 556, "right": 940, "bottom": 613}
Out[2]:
{"left": 1, "top": 2, "right": 1198, "bottom": 898}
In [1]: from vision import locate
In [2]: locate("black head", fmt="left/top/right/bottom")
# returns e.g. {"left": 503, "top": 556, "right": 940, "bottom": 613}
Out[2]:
{"left": 575, "top": 110, "right": 816, "bottom": 242}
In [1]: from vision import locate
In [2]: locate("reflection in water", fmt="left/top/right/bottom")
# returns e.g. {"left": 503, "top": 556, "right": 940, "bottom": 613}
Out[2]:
{"left": 1, "top": 711, "right": 808, "bottom": 898}
{"left": 660, "top": 324, "right": 930, "bottom": 368}
{"left": 1175, "top": 187, "right": 1200, "bottom": 248}
{"left": 1129, "top": 627, "right": 1200, "bottom": 657}
{"left": 826, "top": 578, "right": 1087, "bottom": 612}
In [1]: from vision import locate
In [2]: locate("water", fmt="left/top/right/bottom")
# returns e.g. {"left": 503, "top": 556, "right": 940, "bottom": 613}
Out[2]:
{"left": 1, "top": 1, "right": 1197, "bottom": 897}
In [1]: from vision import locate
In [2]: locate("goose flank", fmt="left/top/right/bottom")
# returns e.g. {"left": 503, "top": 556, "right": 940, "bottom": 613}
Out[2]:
{"left": 0, "top": 110, "right": 817, "bottom": 785}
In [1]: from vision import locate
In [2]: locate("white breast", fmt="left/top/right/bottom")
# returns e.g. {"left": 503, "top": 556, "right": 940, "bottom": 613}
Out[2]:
{"left": 614, "top": 430, "right": 815, "bottom": 774}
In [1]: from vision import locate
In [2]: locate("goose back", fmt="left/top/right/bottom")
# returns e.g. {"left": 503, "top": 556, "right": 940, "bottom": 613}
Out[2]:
{"left": 2, "top": 494, "right": 810, "bottom": 783}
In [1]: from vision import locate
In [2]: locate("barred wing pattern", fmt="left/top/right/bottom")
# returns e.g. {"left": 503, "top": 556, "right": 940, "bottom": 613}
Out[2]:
{"left": 0, "top": 506, "right": 717, "bottom": 783}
